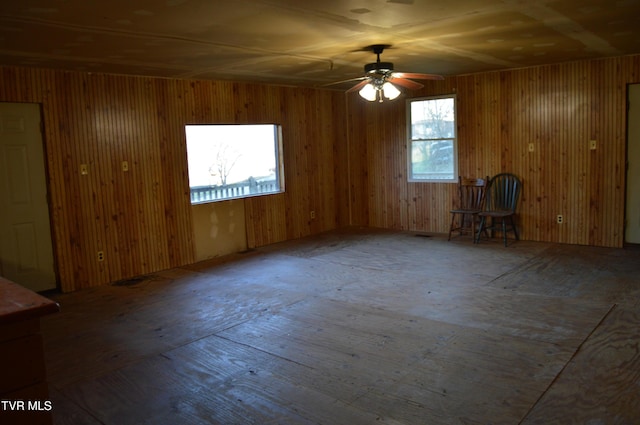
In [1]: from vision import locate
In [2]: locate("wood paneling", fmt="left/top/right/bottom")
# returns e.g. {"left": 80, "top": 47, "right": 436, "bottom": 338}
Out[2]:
{"left": 348, "top": 55, "right": 640, "bottom": 247}
{"left": 0, "top": 67, "right": 347, "bottom": 292}
{"left": 1, "top": 54, "right": 638, "bottom": 291}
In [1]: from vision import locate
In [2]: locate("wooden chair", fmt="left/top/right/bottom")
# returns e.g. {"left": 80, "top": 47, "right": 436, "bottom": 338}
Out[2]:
{"left": 448, "top": 176, "right": 489, "bottom": 241}
{"left": 474, "top": 173, "right": 522, "bottom": 246}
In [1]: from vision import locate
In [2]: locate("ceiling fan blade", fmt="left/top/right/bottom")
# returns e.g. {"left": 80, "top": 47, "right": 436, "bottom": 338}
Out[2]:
{"left": 322, "top": 76, "right": 367, "bottom": 87}
{"left": 388, "top": 77, "right": 423, "bottom": 90}
{"left": 391, "top": 72, "right": 444, "bottom": 81}
{"left": 346, "top": 79, "right": 370, "bottom": 93}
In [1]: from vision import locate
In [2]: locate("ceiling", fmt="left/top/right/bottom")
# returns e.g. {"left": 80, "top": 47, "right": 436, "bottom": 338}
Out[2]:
{"left": 1, "top": 0, "right": 640, "bottom": 90}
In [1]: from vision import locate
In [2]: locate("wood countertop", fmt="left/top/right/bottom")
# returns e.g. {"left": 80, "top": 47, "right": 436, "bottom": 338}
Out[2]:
{"left": 0, "top": 277, "right": 59, "bottom": 324}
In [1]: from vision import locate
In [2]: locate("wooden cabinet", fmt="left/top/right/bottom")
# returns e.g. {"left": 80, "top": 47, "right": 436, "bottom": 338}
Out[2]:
{"left": 0, "top": 277, "right": 59, "bottom": 425}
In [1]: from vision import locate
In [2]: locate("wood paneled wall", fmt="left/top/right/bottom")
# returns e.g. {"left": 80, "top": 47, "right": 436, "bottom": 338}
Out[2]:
{"left": 1, "top": 54, "right": 638, "bottom": 291}
{"left": 347, "top": 55, "right": 640, "bottom": 248}
{"left": 0, "top": 68, "right": 348, "bottom": 292}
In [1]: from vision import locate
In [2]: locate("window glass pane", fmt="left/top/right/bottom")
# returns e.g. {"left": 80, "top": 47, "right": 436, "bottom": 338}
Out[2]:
{"left": 186, "top": 124, "right": 283, "bottom": 204}
{"left": 411, "top": 140, "right": 455, "bottom": 180}
{"left": 410, "top": 97, "right": 455, "bottom": 140}
{"left": 408, "top": 95, "right": 457, "bottom": 182}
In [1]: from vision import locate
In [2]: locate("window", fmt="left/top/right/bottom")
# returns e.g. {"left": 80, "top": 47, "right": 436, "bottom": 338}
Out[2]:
{"left": 407, "top": 95, "right": 457, "bottom": 182}
{"left": 185, "top": 124, "right": 284, "bottom": 204}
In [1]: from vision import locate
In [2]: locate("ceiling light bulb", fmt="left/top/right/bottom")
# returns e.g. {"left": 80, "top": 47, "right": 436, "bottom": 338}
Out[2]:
{"left": 382, "top": 82, "right": 401, "bottom": 100}
{"left": 359, "top": 83, "right": 377, "bottom": 102}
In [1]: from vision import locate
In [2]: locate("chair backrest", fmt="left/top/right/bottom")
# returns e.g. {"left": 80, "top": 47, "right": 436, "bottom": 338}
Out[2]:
{"left": 486, "top": 173, "right": 522, "bottom": 212}
{"left": 457, "top": 176, "right": 489, "bottom": 210}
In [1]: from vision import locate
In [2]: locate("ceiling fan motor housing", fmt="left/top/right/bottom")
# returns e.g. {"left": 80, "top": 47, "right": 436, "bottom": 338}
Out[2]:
{"left": 364, "top": 61, "right": 394, "bottom": 74}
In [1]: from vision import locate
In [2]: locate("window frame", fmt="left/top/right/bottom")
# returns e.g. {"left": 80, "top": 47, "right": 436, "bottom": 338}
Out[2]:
{"left": 406, "top": 94, "right": 458, "bottom": 183}
{"left": 185, "top": 123, "right": 285, "bottom": 204}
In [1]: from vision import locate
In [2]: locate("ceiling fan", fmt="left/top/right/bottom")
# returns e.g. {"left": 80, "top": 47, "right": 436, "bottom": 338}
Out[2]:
{"left": 328, "top": 44, "right": 444, "bottom": 102}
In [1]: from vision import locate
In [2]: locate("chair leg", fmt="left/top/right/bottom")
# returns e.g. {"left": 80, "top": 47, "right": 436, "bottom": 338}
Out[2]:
{"left": 448, "top": 213, "right": 456, "bottom": 241}
{"left": 502, "top": 218, "right": 508, "bottom": 246}
{"left": 471, "top": 213, "right": 476, "bottom": 241}
{"left": 475, "top": 216, "right": 485, "bottom": 243}
{"left": 462, "top": 213, "right": 469, "bottom": 237}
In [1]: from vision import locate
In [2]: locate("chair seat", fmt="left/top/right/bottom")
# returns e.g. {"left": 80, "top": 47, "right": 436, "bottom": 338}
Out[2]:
{"left": 450, "top": 208, "right": 482, "bottom": 214}
{"left": 478, "top": 210, "right": 512, "bottom": 218}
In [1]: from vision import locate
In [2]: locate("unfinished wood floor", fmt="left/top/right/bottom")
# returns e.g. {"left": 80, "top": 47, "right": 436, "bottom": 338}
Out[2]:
{"left": 41, "top": 228, "right": 640, "bottom": 424}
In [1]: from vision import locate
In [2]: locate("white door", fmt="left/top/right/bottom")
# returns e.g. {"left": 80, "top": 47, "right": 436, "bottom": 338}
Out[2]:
{"left": 0, "top": 102, "right": 56, "bottom": 291}
{"left": 626, "top": 84, "right": 640, "bottom": 244}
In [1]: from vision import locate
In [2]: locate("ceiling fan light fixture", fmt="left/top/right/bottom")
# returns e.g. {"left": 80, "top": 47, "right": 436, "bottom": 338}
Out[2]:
{"left": 358, "top": 82, "right": 378, "bottom": 101}
{"left": 358, "top": 80, "right": 401, "bottom": 102}
{"left": 382, "top": 81, "right": 401, "bottom": 100}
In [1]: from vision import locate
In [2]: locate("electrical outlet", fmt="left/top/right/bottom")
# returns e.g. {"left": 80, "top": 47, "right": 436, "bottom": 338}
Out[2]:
{"left": 310, "top": 210, "right": 316, "bottom": 219}
{"left": 97, "top": 251, "right": 104, "bottom": 261}
{"left": 557, "top": 214, "right": 563, "bottom": 224}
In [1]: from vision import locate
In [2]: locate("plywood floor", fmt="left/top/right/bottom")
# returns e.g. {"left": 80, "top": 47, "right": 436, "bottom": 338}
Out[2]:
{"left": 41, "top": 228, "right": 640, "bottom": 424}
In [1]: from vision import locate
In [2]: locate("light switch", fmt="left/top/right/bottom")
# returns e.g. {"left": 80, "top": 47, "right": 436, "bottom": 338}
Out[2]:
{"left": 80, "top": 164, "right": 88, "bottom": 175}
{"left": 122, "top": 161, "right": 129, "bottom": 172}
{"left": 589, "top": 140, "right": 597, "bottom": 150}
